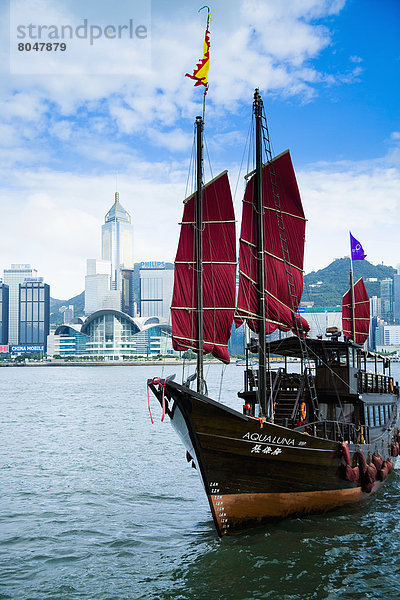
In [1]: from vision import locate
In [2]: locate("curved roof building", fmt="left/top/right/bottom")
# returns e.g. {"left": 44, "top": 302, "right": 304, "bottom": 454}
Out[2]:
{"left": 81, "top": 309, "right": 172, "bottom": 357}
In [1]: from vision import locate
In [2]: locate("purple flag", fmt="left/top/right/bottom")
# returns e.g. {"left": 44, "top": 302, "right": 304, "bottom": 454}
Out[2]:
{"left": 350, "top": 232, "right": 367, "bottom": 261}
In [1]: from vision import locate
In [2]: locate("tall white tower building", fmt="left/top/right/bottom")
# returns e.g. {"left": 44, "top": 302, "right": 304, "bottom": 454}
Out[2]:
{"left": 102, "top": 192, "right": 134, "bottom": 291}
{"left": 85, "top": 192, "right": 134, "bottom": 316}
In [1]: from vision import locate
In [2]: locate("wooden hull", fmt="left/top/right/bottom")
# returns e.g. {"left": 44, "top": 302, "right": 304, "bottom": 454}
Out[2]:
{"left": 149, "top": 379, "right": 393, "bottom": 536}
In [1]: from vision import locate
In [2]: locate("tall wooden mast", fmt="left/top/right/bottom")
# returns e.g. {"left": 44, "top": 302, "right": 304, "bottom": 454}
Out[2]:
{"left": 195, "top": 115, "right": 205, "bottom": 394}
{"left": 254, "top": 89, "right": 267, "bottom": 414}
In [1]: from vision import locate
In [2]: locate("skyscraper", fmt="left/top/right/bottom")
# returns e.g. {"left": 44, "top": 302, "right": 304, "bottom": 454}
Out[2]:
{"left": 102, "top": 192, "right": 134, "bottom": 291}
{"left": 380, "top": 278, "right": 394, "bottom": 323}
{"left": 134, "top": 261, "right": 174, "bottom": 320}
{"left": 18, "top": 279, "right": 50, "bottom": 349}
{"left": 394, "top": 264, "right": 400, "bottom": 324}
{"left": 3, "top": 264, "right": 37, "bottom": 344}
{"left": 0, "top": 282, "right": 9, "bottom": 345}
{"left": 85, "top": 192, "right": 134, "bottom": 316}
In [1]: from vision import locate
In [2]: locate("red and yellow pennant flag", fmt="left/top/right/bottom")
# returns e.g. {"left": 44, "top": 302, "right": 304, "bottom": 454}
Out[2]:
{"left": 185, "top": 11, "right": 211, "bottom": 94}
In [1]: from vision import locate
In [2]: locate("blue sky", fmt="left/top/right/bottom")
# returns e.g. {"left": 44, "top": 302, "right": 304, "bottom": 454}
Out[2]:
{"left": 0, "top": 0, "right": 399, "bottom": 298}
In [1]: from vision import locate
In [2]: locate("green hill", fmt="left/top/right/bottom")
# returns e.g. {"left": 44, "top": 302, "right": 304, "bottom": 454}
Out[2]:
{"left": 50, "top": 291, "right": 84, "bottom": 325}
{"left": 303, "top": 258, "right": 395, "bottom": 307}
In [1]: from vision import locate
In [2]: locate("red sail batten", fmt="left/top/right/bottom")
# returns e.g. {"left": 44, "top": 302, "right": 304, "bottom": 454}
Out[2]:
{"left": 171, "top": 172, "right": 236, "bottom": 363}
{"left": 342, "top": 277, "right": 370, "bottom": 345}
{"left": 235, "top": 150, "right": 309, "bottom": 335}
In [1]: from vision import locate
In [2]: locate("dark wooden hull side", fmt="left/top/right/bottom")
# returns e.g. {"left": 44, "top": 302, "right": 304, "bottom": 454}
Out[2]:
{"left": 149, "top": 380, "right": 392, "bottom": 536}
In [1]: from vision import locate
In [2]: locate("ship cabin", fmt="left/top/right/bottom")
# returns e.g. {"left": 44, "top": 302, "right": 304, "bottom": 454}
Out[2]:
{"left": 240, "top": 335, "right": 399, "bottom": 444}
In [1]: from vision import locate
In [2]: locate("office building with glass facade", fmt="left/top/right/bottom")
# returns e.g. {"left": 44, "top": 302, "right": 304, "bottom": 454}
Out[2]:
{"left": 18, "top": 280, "right": 50, "bottom": 349}
{"left": 3, "top": 264, "right": 38, "bottom": 344}
{"left": 85, "top": 193, "right": 134, "bottom": 316}
{"left": 121, "top": 268, "right": 134, "bottom": 316}
{"left": 394, "top": 266, "right": 400, "bottom": 325}
{"left": 102, "top": 192, "right": 134, "bottom": 292}
{"left": 0, "top": 283, "right": 9, "bottom": 345}
{"left": 133, "top": 261, "right": 174, "bottom": 320}
{"left": 380, "top": 278, "right": 394, "bottom": 324}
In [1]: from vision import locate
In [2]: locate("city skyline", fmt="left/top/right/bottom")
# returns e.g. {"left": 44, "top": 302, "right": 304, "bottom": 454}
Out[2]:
{"left": 0, "top": 0, "right": 399, "bottom": 298}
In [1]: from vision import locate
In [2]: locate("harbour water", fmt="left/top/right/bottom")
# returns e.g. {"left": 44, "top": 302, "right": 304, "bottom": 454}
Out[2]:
{"left": 1, "top": 362, "right": 400, "bottom": 600}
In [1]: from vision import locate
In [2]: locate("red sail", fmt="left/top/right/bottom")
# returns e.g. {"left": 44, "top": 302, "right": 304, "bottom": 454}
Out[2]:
{"left": 342, "top": 277, "right": 370, "bottom": 345}
{"left": 235, "top": 150, "right": 309, "bottom": 335}
{"left": 171, "top": 171, "right": 236, "bottom": 363}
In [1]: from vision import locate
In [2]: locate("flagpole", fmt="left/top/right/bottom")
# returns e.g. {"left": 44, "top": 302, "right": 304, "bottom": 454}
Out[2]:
{"left": 185, "top": 6, "right": 211, "bottom": 390}
{"left": 349, "top": 232, "right": 356, "bottom": 342}
{"left": 200, "top": 6, "right": 210, "bottom": 123}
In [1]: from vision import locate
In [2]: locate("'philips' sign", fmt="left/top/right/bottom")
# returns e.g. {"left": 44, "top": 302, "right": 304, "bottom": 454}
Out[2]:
{"left": 140, "top": 261, "right": 165, "bottom": 269}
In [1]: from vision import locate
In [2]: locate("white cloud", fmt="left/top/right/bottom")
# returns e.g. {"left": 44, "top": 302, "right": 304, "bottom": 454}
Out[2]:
{"left": 0, "top": 163, "right": 188, "bottom": 298}
{"left": 299, "top": 154, "right": 400, "bottom": 274}
{"left": 49, "top": 120, "right": 73, "bottom": 140}
{"left": 1, "top": 140, "right": 398, "bottom": 300}
{"left": 3, "top": 0, "right": 397, "bottom": 303}
{"left": 0, "top": 0, "right": 352, "bottom": 136}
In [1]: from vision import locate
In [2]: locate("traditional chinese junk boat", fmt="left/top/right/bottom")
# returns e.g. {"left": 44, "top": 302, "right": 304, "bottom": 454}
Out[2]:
{"left": 148, "top": 89, "right": 400, "bottom": 536}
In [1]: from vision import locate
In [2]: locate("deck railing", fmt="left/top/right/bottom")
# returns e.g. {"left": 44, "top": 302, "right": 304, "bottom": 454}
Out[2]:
{"left": 358, "top": 372, "right": 394, "bottom": 395}
{"left": 294, "top": 420, "right": 369, "bottom": 444}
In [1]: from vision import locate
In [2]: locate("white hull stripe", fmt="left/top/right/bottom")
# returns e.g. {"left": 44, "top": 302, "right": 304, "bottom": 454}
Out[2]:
{"left": 198, "top": 431, "right": 333, "bottom": 452}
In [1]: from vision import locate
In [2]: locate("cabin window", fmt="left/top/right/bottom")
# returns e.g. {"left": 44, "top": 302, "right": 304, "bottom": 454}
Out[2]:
{"left": 326, "top": 350, "right": 339, "bottom": 366}
{"left": 338, "top": 350, "right": 348, "bottom": 366}
{"left": 364, "top": 405, "right": 369, "bottom": 427}
{"left": 319, "top": 403, "right": 328, "bottom": 420}
{"left": 336, "top": 403, "right": 354, "bottom": 423}
{"left": 368, "top": 405, "right": 374, "bottom": 426}
{"left": 379, "top": 405, "right": 385, "bottom": 424}
{"left": 385, "top": 404, "right": 390, "bottom": 422}
{"left": 373, "top": 405, "right": 380, "bottom": 426}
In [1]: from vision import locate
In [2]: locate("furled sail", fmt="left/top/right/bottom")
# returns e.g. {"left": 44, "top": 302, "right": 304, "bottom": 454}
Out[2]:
{"left": 171, "top": 171, "right": 236, "bottom": 363}
{"left": 235, "top": 150, "right": 309, "bottom": 335}
{"left": 342, "top": 277, "right": 370, "bottom": 345}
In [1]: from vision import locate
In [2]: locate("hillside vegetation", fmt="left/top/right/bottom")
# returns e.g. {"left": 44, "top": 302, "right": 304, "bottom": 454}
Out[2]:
{"left": 50, "top": 292, "right": 84, "bottom": 325}
{"left": 303, "top": 258, "right": 395, "bottom": 307}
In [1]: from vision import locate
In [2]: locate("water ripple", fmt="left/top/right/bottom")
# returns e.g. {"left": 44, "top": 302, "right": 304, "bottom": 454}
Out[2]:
{"left": 1, "top": 364, "right": 400, "bottom": 600}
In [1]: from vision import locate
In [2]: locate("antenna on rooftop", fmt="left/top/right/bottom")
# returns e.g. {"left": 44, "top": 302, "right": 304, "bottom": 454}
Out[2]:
{"left": 115, "top": 171, "right": 119, "bottom": 204}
